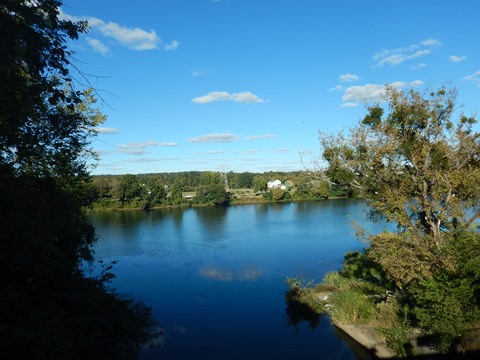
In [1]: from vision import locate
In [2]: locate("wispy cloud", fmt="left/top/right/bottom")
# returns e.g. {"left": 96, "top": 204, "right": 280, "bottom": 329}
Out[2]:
{"left": 463, "top": 71, "right": 480, "bottom": 87}
{"left": 341, "top": 102, "right": 359, "bottom": 108}
{"left": 86, "top": 38, "right": 110, "bottom": 56}
{"left": 59, "top": 10, "right": 176, "bottom": 54}
{"left": 192, "top": 69, "right": 207, "bottom": 77}
{"left": 449, "top": 55, "right": 466, "bottom": 63}
{"left": 330, "top": 85, "right": 344, "bottom": 92}
{"left": 118, "top": 141, "right": 178, "bottom": 149}
{"left": 339, "top": 73, "right": 360, "bottom": 82}
{"left": 188, "top": 133, "right": 238, "bottom": 143}
{"left": 192, "top": 150, "right": 225, "bottom": 155}
{"left": 342, "top": 82, "right": 405, "bottom": 105}
{"left": 192, "top": 91, "right": 265, "bottom": 104}
{"left": 165, "top": 40, "right": 180, "bottom": 51}
{"left": 159, "top": 142, "right": 180, "bottom": 147}
{"left": 123, "top": 157, "right": 179, "bottom": 163}
{"left": 94, "top": 126, "right": 118, "bottom": 134}
{"left": 373, "top": 38, "right": 441, "bottom": 67}
{"left": 411, "top": 63, "right": 427, "bottom": 70}
{"left": 410, "top": 80, "right": 423, "bottom": 87}
{"left": 245, "top": 134, "right": 276, "bottom": 141}
{"left": 116, "top": 149, "right": 149, "bottom": 155}
{"left": 273, "top": 148, "right": 289, "bottom": 153}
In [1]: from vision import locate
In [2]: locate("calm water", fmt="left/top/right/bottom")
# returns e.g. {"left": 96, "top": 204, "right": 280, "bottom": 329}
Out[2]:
{"left": 89, "top": 199, "right": 389, "bottom": 360}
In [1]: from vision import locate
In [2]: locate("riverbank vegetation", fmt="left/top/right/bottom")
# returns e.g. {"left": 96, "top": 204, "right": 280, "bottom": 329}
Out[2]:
{"left": 286, "top": 86, "right": 480, "bottom": 357}
{"left": 0, "top": 1, "right": 157, "bottom": 358}
{"left": 87, "top": 169, "right": 347, "bottom": 211}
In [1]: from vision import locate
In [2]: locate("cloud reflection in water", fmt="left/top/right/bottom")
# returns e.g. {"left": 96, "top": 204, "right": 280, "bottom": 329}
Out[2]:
{"left": 198, "top": 266, "right": 264, "bottom": 282}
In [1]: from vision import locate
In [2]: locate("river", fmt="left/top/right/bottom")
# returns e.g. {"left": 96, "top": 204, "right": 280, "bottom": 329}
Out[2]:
{"left": 88, "top": 199, "right": 389, "bottom": 359}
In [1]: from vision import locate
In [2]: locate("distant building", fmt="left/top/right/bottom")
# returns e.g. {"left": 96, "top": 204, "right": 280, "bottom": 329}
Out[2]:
{"left": 182, "top": 191, "right": 197, "bottom": 199}
{"left": 267, "top": 179, "right": 286, "bottom": 190}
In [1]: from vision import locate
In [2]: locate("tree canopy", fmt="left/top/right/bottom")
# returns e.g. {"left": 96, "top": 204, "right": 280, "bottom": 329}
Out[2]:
{"left": 321, "top": 86, "right": 480, "bottom": 248}
{"left": 315, "top": 86, "right": 480, "bottom": 354}
{"left": 0, "top": 1, "right": 156, "bottom": 358}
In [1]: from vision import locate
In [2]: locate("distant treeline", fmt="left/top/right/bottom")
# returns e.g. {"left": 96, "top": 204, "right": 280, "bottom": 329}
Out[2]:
{"left": 87, "top": 170, "right": 354, "bottom": 210}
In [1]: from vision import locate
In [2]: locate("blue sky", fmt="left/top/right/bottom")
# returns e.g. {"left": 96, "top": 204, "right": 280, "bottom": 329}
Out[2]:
{"left": 60, "top": 0, "right": 480, "bottom": 175}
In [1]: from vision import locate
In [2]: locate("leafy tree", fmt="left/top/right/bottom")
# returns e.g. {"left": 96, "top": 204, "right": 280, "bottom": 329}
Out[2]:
{"left": 318, "top": 86, "right": 480, "bottom": 352}
{"left": 120, "top": 174, "right": 142, "bottom": 205}
{"left": 196, "top": 171, "right": 229, "bottom": 206}
{"left": 236, "top": 171, "right": 254, "bottom": 188}
{"left": 92, "top": 176, "right": 113, "bottom": 198}
{"left": 252, "top": 175, "right": 267, "bottom": 192}
{"left": 320, "top": 86, "right": 480, "bottom": 249}
{"left": 271, "top": 187, "right": 285, "bottom": 201}
{"left": 0, "top": 1, "right": 156, "bottom": 358}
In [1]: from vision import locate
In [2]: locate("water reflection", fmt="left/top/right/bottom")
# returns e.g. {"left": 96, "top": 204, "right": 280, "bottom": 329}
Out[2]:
{"left": 199, "top": 265, "right": 264, "bottom": 282}
{"left": 89, "top": 201, "right": 384, "bottom": 359}
{"left": 195, "top": 206, "right": 228, "bottom": 233}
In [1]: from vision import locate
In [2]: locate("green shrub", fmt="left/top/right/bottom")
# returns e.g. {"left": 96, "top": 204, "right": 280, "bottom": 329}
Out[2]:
{"left": 328, "top": 289, "right": 376, "bottom": 324}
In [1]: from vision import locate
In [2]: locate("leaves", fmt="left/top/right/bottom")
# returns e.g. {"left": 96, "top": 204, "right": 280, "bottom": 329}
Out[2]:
{"left": 320, "top": 86, "right": 480, "bottom": 247}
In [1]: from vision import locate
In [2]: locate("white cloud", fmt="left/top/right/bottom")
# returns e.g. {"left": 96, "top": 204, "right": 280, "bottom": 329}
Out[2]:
{"left": 118, "top": 141, "right": 162, "bottom": 149}
{"left": 165, "top": 40, "right": 180, "bottom": 51}
{"left": 158, "top": 142, "right": 180, "bottom": 147}
{"left": 94, "top": 126, "right": 118, "bottom": 134}
{"left": 273, "top": 148, "right": 289, "bottom": 153}
{"left": 95, "top": 21, "right": 159, "bottom": 50}
{"left": 411, "top": 63, "right": 427, "bottom": 70}
{"left": 192, "top": 150, "right": 225, "bottom": 155}
{"left": 117, "top": 149, "right": 150, "bottom": 155}
{"left": 464, "top": 71, "right": 480, "bottom": 81}
{"left": 342, "top": 82, "right": 405, "bottom": 104}
{"left": 245, "top": 134, "right": 276, "bottom": 141}
{"left": 463, "top": 71, "right": 480, "bottom": 87}
{"left": 341, "top": 102, "right": 359, "bottom": 108}
{"left": 421, "top": 39, "right": 441, "bottom": 47}
{"left": 192, "top": 91, "right": 265, "bottom": 104}
{"left": 188, "top": 133, "right": 238, "bottom": 143}
{"left": 86, "top": 38, "right": 110, "bottom": 56}
{"left": 449, "top": 55, "right": 466, "bottom": 63}
{"left": 240, "top": 149, "right": 262, "bottom": 154}
{"left": 123, "top": 157, "right": 179, "bottom": 163}
{"left": 410, "top": 80, "right": 423, "bottom": 87}
{"left": 330, "top": 85, "right": 344, "bottom": 92}
{"left": 59, "top": 9, "right": 161, "bottom": 51}
{"left": 339, "top": 73, "right": 360, "bottom": 82}
{"left": 192, "top": 69, "right": 207, "bottom": 77}
{"left": 373, "top": 39, "right": 440, "bottom": 67}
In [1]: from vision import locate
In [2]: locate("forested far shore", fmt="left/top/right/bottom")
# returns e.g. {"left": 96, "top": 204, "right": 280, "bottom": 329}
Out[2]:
{"left": 87, "top": 170, "right": 355, "bottom": 210}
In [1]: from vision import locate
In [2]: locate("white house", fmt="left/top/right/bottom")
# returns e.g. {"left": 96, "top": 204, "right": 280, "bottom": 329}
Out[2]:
{"left": 267, "top": 179, "right": 286, "bottom": 190}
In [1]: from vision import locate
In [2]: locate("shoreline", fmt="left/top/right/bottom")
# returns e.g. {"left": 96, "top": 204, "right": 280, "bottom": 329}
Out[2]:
{"left": 86, "top": 196, "right": 350, "bottom": 213}
{"left": 334, "top": 324, "right": 395, "bottom": 359}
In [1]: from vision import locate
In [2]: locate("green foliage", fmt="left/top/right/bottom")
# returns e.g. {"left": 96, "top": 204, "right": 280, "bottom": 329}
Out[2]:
{"left": 320, "top": 86, "right": 480, "bottom": 247}
{"left": 341, "top": 250, "right": 392, "bottom": 288}
{"left": 379, "top": 322, "right": 411, "bottom": 358}
{"left": 271, "top": 187, "right": 285, "bottom": 201}
{"left": 236, "top": 172, "right": 254, "bottom": 188}
{"left": 252, "top": 175, "right": 267, "bottom": 192}
{"left": 88, "top": 170, "right": 356, "bottom": 209}
{"left": 328, "top": 289, "right": 377, "bottom": 325}
{"left": 368, "top": 232, "right": 435, "bottom": 289}
{"left": 0, "top": 1, "right": 156, "bottom": 358}
{"left": 407, "top": 231, "right": 480, "bottom": 352}
{"left": 284, "top": 277, "right": 329, "bottom": 329}
{"left": 313, "top": 86, "right": 480, "bottom": 353}
{"left": 120, "top": 174, "right": 142, "bottom": 205}
{"left": 195, "top": 171, "right": 230, "bottom": 206}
